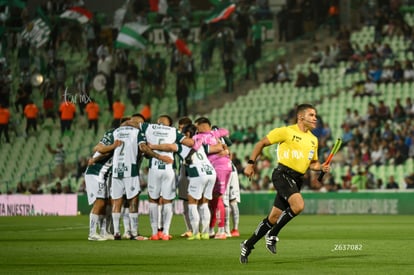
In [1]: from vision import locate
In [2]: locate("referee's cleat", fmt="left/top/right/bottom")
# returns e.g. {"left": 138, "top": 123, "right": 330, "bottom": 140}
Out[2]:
{"left": 265, "top": 233, "right": 279, "bottom": 254}
{"left": 240, "top": 240, "right": 253, "bottom": 264}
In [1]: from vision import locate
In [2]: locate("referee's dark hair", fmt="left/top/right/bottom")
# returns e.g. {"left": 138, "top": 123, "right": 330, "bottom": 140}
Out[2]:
{"left": 296, "top": 103, "right": 315, "bottom": 116}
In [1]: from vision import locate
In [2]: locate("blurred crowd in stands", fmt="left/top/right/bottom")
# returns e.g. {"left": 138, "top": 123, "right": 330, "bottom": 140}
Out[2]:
{"left": 0, "top": 0, "right": 279, "bottom": 140}
{"left": 238, "top": 97, "right": 414, "bottom": 192}
{"left": 0, "top": 0, "right": 279, "bottom": 194}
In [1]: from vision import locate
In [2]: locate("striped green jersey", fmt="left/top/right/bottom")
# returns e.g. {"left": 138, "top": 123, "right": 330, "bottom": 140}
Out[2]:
{"left": 85, "top": 128, "right": 115, "bottom": 176}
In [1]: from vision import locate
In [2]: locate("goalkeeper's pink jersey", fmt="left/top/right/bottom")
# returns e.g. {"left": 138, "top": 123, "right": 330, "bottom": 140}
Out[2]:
{"left": 192, "top": 128, "right": 232, "bottom": 171}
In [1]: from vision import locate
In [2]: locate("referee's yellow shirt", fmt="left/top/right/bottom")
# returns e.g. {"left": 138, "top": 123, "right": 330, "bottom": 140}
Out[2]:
{"left": 266, "top": 124, "right": 318, "bottom": 174}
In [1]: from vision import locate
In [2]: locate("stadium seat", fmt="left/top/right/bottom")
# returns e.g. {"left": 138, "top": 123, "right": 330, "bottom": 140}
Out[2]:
{"left": 394, "top": 165, "right": 405, "bottom": 187}
{"left": 404, "top": 158, "right": 413, "bottom": 172}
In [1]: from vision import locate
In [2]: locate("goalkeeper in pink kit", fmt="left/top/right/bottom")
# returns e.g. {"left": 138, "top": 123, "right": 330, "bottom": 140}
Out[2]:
{"left": 193, "top": 117, "right": 232, "bottom": 239}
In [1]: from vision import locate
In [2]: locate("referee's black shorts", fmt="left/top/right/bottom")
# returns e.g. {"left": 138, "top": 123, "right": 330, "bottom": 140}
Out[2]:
{"left": 271, "top": 164, "right": 304, "bottom": 210}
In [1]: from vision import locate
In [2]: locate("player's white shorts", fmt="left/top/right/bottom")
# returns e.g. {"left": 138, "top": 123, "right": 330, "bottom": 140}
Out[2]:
{"left": 223, "top": 169, "right": 241, "bottom": 206}
{"left": 147, "top": 166, "right": 176, "bottom": 200}
{"left": 85, "top": 174, "right": 109, "bottom": 205}
{"left": 188, "top": 173, "right": 216, "bottom": 201}
{"left": 111, "top": 176, "right": 141, "bottom": 200}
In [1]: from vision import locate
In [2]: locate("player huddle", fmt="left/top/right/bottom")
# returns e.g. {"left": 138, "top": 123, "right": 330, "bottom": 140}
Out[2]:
{"left": 84, "top": 114, "right": 240, "bottom": 241}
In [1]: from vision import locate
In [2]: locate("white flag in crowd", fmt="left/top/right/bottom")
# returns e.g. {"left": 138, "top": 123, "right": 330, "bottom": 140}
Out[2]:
{"left": 21, "top": 18, "right": 50, "bottom": 48}
{"left": 113, "top": 0, "right": 130, "bottom": 30}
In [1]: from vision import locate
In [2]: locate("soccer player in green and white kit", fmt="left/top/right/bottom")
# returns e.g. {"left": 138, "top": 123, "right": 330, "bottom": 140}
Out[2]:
{"left": 224, "top": 162, "right": 241, "bottom": 237}
{"left": 181, "top": 124, "right": 216, "bottom": 240}
{"left": 111, "top": 115, "right": 173, "bottom": 240}
{"left": 140, "top": 115, "right": 194, "bottom": 240}
{"left": 85, "top": 128, "right": 122, "bottom": 241}
{"left": 148, "top": 124, "right": 216, "bottom": 240}
{"left": 177, "top": 117, "right": 193, "bottom": 238}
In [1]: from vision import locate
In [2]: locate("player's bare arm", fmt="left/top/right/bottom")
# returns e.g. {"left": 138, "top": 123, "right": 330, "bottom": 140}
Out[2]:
{"left": 181, "top": 136, "right": 195, "bottom": 147}
{"left": 207, "top": 143, "right": 227, "bottom": 154}
{"left": 88, "top": 152, "right": 112, "bottom": 165}
{"left": 94, "top": 140, "right": 123, "bottom": 154}
{"left": 216, "top": 143, "right": 230, "bottom": 157}
{"left": 139, "top": 143, "right": 174, "bottom": 164}
{"left": 147, "top": 143, "right": 178, "bottom": 152}
{"left": 217, "top": 146, "right": 230, "bottom": 157}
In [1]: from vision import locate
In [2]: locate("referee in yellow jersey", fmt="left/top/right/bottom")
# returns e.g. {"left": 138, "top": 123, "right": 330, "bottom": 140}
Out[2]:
{"left": 240, "top": 103, "right": 330, "bottom": 264}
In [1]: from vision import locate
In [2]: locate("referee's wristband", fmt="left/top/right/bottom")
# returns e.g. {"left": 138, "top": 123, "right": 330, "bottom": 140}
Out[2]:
{"left": 247, "top": 159, "right": 255, "bottom": 165}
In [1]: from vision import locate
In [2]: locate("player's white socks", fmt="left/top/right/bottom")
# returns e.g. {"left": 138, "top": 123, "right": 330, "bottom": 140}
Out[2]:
{"left": 89, "top": 213, "right": 99, "bottom": 236}
{"left": 122, "top": 207, "right": 130, "bottom": 234}
{"left": 112, "top": 212, "right": 121, "bottom": 235}
{"left": 105, "top": 204, "right": 113, "bottom": 234}
{"left": 162, "top": 203, "right": 173, "bottom": 236}
{"left": 188, "top": 204, "right": 200, "bottom": 235}
{"left": 230, "top": 200, "right": 240, "bottom": 230}
{"left": 99, "top": 215, "right": 107, "bottom": 235}
{"left": 158, "top": 204, "right": 163, "bottom": 231}
{"left": 225, "top": 204, "right": 231, "bottom": 234}
{"left": 149, "top": 202, "right": 159, "bottom": 235}
{"left": 198, "top": 203, "right": 211, "bottom": 234}
{"left": 129, "top": 212, "right": 138, "bottom": 236}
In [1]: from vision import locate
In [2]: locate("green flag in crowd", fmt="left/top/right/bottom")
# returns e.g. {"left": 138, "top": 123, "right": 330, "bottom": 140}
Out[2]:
{"left": 115, "top": 22, "right": 150, "bottom": 50}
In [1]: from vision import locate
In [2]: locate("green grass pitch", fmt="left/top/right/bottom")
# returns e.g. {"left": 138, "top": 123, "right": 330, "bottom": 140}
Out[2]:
{"left": 0, "top": 215, "right": 413, "bottom": 275}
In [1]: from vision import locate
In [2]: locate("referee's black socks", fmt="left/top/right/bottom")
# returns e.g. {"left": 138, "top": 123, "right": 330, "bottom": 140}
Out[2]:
{"left": 268, "top": 207, "right": 296, "bottom": 237}
{"left": 245, "top": 217, "right": 274, "bottom": 248}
